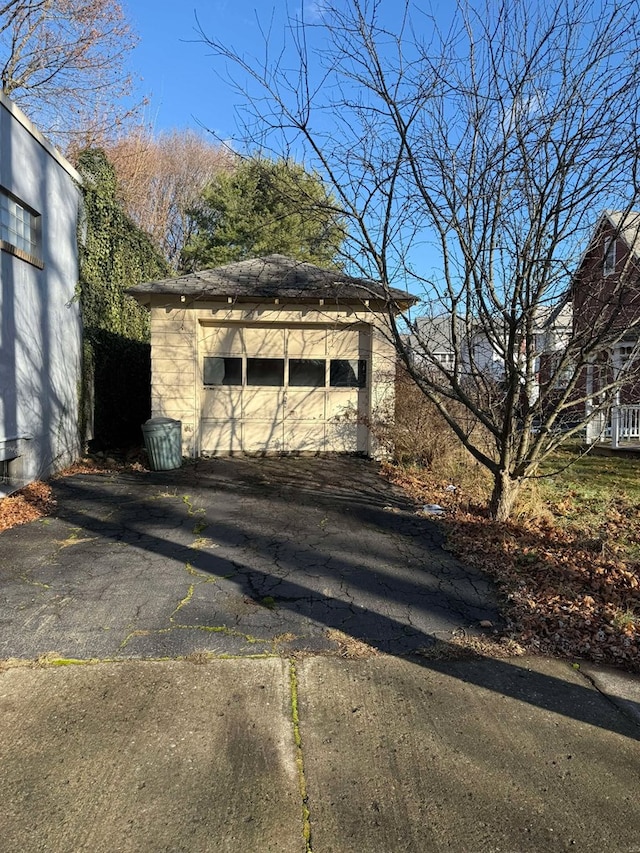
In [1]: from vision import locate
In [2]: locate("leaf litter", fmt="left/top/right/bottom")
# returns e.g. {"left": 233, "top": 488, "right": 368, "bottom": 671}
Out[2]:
{"left": 384, "top": 462, "right": 640, "bottom": 673}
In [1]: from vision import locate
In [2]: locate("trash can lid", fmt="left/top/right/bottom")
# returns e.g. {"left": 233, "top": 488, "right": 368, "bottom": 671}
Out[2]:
{"left": 144, "top": 417, "right": 180, "bottom": 425}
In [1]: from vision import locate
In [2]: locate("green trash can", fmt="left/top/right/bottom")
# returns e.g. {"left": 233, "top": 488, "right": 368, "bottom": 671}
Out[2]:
{"left": 142, "top": 417, "right": 182, "bottom": 471}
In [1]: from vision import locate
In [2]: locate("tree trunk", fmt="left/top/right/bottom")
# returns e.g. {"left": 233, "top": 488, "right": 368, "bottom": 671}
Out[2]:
{"left": 489, "top": 470, "right": 521, "bottom": 522}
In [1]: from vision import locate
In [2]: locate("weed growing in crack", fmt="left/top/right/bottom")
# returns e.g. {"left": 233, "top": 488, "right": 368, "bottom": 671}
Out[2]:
{"left": 182, "top": 495, "right": 205, "bottom": 517}
{"left": 184, "top": 651, "right": 212, "bottom": 665}
{"left": 289, "top": 660, "right": 312, "bottom": 852}
{"left": 185, "top": 562, "right": 209, "bottom": 578}
{"left": 171, "top": 584, "right": 195, "bottom": 619}
{"left": 191, "top": 537, "right": 215, "bottom": 550}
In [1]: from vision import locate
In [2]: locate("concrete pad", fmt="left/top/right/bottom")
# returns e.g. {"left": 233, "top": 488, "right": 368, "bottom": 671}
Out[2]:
{"left": 0, "top": 659, "right": 304, "bottom": 853}
{"left": 296, "top": 655, "right": 640, "bottom": 853}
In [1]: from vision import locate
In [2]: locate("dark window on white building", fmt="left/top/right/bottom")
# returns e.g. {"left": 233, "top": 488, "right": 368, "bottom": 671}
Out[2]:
{"left": 0, "top": 188, "right": 41, "bottom": 262}
{"left": 203, "top": 357, "right": 243, "bottom": 385}
{"left": 330, "top": 359, "right": 367, "bottom": 388}
{"left": 289, "top": 359, "right": 326, "bottom": 387}
{"left": 247, "top": 358, "right": 285, "bottom": 386}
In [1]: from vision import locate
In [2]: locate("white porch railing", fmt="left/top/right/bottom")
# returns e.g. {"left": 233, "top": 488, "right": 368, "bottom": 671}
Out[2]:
{"left": 609, "top": 405, "right": 640, "bottom": 448}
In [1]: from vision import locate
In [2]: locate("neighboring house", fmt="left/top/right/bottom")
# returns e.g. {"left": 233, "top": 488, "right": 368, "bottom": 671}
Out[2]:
{"left": 464, "top": 325, "right": 506, "bottom": 380}
{"left": 571, "top": 211, "right": 640, "bottom": 446}
{"left": 408, "top": 314, "right": 464, "bottom": 372}
{"left": 0, "top": 94, "right": 83, "bottom": 495}
{"left": 535, "top": 302, "right": 573, "bottom": 358}
{"left": 129, "top": 254, "right": 416, "bottom": 458}
{"left": 409, "top": 313, "right": 507, "bottom": 380}
{"left": 531, "top": 300, "right": 573, "bottom": 406}
{"left": 408, "top": 308, "right": 572, "bottom": 406}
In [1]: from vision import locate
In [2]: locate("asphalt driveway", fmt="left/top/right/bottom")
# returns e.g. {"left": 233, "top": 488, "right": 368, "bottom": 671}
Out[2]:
{"left": 0, "top": 457, "right": 500, "bottom": 660}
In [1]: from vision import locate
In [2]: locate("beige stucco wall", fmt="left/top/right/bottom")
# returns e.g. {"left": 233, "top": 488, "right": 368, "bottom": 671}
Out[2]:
{"left": 148, "top": 296, "right": 397, "bottom": 459}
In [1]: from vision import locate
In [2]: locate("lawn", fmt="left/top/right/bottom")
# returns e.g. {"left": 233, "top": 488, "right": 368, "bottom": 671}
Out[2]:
{"left": 538, "top": 448, "right": 640, "bottom": 564}
{"left": 385, "top": 447, "right": 640, "bottom": 672}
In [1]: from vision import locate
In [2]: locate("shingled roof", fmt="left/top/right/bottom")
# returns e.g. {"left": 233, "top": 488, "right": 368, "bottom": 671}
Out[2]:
{"left": 128, "top": 254, "right": 417, "bottom": 306}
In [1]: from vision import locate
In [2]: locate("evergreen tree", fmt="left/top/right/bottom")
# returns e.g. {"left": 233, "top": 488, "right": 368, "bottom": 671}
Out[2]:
{"left": 182, "top": 157, "right": 346, "bottom": 271}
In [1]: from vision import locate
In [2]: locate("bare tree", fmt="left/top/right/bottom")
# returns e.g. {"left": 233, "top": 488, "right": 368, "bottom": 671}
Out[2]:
{"left": 0, "top": 0, "right": 139, "bottom": 146}
{"left": 103, "top": 129, "right": 237, "bottom": 269}
{"left": 199, "top": 0, "right": 640, "bottom": 520}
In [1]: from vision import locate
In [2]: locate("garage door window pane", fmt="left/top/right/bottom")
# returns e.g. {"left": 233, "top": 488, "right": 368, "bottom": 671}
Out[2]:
{"left": 247, "top": 358, "right": 285, "bottom": 386}
{"left": 204, "top": 357, "right": 242, "bottom": 385}
{"left": 330, "top": 359, "right": 367, "bottom": 388}
{"left": 289, "top": 359, "right": 326, "bottom": 387}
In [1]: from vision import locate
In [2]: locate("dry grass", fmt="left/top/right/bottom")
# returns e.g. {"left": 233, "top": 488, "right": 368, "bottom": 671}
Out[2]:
{"left": 326, "top": 629, "right": 379, "bottom": 659}
{"left": 414, "top": 635, "right": 527, "bottom": 661}
{"left": 184, "top": 651, "right": 214, "bottom": 665}
{"left": 372, "top": 370, "right": 494, "bottom": 505}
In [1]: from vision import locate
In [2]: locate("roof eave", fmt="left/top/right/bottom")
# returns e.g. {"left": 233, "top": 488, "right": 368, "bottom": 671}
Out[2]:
{"left": 127, "top": 288, "right": 416, "bottom": 309}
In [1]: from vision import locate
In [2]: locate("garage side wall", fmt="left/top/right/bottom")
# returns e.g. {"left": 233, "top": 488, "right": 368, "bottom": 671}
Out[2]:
{"left": 369, "top": 319, "right": 397, "bottom": 458}
{"left": 149, "top": 297, "right": 198, "bottom": 455}
{"left": 149, "top": 298, "right": 397, "bottom": 459}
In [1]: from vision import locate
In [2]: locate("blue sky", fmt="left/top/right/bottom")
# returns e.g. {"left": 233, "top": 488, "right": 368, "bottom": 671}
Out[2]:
{"left": 127, "top": 0, "right": 450, "bottom": 289}
{"left": 128, "top": 1, "right": 313, "bottom": 138}
{"left": 124, "top": 0, "right": 618, "bottom": 294}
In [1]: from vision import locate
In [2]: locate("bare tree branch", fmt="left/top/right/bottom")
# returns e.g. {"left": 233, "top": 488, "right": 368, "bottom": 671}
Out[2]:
{"left": 197, "top": 0, "right": 640, "bottom": 519}
{"left": 0, "top": 0, "right": 141, "bottom": 147}
{"left": 102, "top": 129, "right": 237, "bottom": 270}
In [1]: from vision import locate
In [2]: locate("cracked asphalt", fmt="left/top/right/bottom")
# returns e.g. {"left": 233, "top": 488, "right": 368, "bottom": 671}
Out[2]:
{"left": 4, "top": 458, "right": 640, "bottom": 852}
{"left": 0, "top": 456, "right": 500, "bottom": 660}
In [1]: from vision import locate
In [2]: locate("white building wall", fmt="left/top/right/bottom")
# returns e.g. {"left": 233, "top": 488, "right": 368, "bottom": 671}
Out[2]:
{"left": 0, "top": 95, "right": 82, "bottom": 492}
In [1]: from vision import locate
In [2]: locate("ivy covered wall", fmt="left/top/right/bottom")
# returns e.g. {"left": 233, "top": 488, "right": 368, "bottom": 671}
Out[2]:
{"left": 76, "top": 149, "right": 170, "bottom": 446}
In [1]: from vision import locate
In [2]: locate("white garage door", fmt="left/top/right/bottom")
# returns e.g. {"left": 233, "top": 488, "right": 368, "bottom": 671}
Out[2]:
{"left": 199, "top": 323, "right": 371, "bottom": 454}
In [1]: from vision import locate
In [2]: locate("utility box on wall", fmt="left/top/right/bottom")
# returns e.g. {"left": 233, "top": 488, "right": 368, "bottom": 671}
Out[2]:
{"left": 0, "top": 435, "right": 31, "bottom": 497}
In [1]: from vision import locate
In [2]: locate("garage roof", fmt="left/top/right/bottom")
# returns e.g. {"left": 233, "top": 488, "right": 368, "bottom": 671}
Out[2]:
{"left": 128, "top": 254, "right": 417, "bottom": 306}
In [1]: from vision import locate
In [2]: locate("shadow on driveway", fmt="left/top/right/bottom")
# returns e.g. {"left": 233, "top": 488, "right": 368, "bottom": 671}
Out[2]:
{"left": 1, "top": 456, "right": 639, "bottom": 741}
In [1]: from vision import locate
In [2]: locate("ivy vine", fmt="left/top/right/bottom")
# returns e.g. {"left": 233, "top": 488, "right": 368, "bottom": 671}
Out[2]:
{"left": 75, "top": 149, "right": 171, "bottom": 446}
{"left": 76, "top": 148, "right": 169, "bottom": 341}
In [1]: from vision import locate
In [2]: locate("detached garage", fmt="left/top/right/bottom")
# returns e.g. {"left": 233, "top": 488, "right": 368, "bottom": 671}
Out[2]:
{"left": 129, "top": 255, "right": 416, "bottom": 458}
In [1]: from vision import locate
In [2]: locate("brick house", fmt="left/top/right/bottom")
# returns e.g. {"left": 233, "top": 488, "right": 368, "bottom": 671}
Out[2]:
{"left": 571, "top": 211, "right": 640, "bottom": 445}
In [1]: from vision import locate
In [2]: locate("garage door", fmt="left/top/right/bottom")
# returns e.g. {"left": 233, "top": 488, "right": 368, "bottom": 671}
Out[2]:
{"left": 199, "top": 323, "right": 370, "bottom": 454}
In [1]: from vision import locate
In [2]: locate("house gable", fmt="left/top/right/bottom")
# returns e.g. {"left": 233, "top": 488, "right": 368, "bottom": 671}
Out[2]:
{"left": 572, "top": 212, "right": 640, "bottom": 339}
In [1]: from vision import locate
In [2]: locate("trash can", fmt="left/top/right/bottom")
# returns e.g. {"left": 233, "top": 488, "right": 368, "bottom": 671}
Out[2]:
{"left": 142, "top": 417, "right": 182, "bottom": 471}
